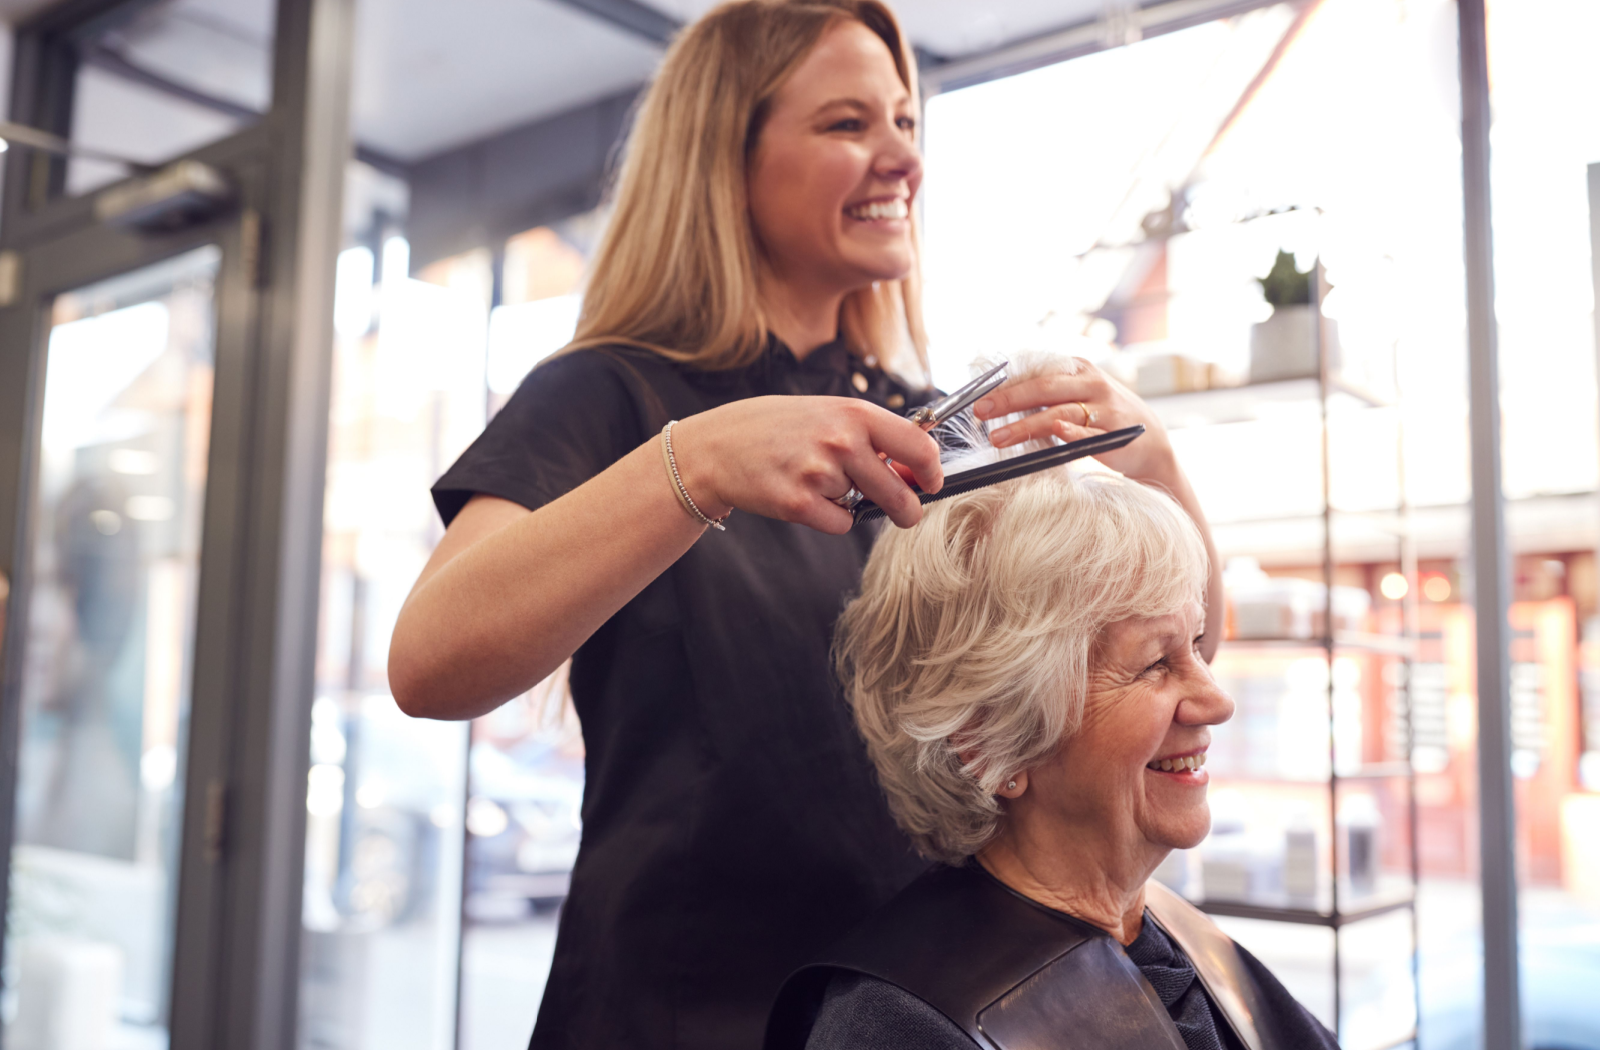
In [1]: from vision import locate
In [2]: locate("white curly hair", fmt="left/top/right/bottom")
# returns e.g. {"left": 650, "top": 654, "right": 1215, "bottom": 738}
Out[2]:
{"left": 833, "top": 354, "right": 1210, "bottom": 864}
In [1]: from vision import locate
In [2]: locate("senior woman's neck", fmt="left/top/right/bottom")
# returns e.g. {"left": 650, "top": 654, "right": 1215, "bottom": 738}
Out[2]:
{"left": 975, "top": 839, "right": 1158, "bottom": 946}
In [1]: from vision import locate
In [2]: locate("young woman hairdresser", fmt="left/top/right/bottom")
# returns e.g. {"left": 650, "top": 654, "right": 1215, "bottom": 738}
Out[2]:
{"left": 390, "top": 1, "right": 1222, "bottom": 1046}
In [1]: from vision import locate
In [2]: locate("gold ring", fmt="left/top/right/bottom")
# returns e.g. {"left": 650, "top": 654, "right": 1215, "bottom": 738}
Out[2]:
{"left": 1076, "top": 401, "right": 1097, "bottom": 426}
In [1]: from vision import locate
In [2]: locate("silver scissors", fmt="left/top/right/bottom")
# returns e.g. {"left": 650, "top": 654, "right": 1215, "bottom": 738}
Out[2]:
{"left": 833, "top": 360, "right": 1009, "bottom": 510}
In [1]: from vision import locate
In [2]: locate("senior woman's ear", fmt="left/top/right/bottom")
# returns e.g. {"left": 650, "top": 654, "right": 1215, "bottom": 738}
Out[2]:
{"left": 995, "top": 772, "right": 1028, "bottom": 798}
{"left": 955, "top": 740, "right": 1029, "bottom": 798}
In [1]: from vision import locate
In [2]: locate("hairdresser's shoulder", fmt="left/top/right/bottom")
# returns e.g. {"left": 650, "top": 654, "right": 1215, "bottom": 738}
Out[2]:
{"left": 530, "top": 341, "right": 674, "bottom": 381}
{"left": 515, "top": 342, "right": 681, "bottom": 400}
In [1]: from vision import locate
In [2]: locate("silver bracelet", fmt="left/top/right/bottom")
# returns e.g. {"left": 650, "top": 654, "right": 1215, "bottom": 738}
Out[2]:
{"left": 661, "top": 421, "right": 729, "bottom": 532}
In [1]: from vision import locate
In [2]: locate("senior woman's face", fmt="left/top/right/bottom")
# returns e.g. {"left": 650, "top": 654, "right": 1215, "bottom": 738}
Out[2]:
{"left": 1029, "top": 604, "right": 1234, "bottom": 860}
{"left": 747, "top": 20, "right": 922, "bottom": 294}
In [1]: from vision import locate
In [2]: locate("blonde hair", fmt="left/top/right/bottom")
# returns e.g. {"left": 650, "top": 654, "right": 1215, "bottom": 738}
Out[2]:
{"left": 567, "top": 0, "right": 928, "bottom": 374}
{"left": 834, "top": 400, "right": 1209, "bottom": 864}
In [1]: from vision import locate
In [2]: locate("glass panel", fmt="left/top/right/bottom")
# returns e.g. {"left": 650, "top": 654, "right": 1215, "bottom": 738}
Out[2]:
{"left": 4, "top": 245, "right": 220, "bottom": 1050}
{"left": 483, "top": 223, "right": 591, "bottom": 410}
{"left": 1484, "top": 3, "right": 1600, "bottom": 1048}
{"left": 64, "top": 0, "right": 276, "bottom": 196}
{"left": 301, "top": 143, "right": 605, "bottom": 1050}
{"left": 461, "top": 216, "right": 596, "bottom": 1050}
{"left": 297, "top": 164, "right": 478, "bottom": 1050}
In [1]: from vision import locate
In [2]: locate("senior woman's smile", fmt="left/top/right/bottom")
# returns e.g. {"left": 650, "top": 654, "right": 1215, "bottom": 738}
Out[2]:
{"left": 767, "top": 383, "right": 1339, "bottom": 1049}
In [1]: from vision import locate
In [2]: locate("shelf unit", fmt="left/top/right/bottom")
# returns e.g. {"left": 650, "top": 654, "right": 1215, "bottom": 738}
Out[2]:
{"left": 1146, "top": 374, "right": 1389, "bottom": 429}
{"left": 1142, "top": 292, "right": 1421, "bottom": 1049}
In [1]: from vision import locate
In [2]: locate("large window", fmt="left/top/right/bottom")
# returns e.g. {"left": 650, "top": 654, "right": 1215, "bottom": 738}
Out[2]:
{"left": 1485, "top": 1, "right": 1600, "bottom": 1043}
{"left": 920, "top": 1, "right": 1600, "bottom": 1047}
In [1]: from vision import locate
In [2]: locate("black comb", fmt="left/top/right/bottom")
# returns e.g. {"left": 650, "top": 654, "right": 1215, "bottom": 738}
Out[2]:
{"left": 852, "top": 425, "right": 1146, "bottom": 527}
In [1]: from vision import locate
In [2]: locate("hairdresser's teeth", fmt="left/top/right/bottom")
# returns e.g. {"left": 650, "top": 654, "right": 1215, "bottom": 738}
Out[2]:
{"left": 847, "top": 199, "right": 908, "bottom": 221}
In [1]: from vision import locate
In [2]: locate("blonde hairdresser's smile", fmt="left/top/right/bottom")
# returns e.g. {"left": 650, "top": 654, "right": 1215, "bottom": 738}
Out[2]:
{"left": 844, "top": 196, "right": 909, "bottom": 223}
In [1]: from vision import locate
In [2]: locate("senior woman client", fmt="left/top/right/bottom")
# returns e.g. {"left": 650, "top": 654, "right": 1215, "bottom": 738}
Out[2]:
{"left": 767, "top": 463, "right": 1336, "bottom": 1050}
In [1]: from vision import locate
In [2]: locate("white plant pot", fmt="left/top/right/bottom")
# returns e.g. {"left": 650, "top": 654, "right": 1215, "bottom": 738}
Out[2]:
{"left": 1249, "top": 304, "right": 1340, "bottom": 384}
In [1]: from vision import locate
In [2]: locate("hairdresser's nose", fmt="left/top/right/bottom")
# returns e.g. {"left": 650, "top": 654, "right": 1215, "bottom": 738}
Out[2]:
{"left": 873, "top": 121, "right": 921, "bottom": 185}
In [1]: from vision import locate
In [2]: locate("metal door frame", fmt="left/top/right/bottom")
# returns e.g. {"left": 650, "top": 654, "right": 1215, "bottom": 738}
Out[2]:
{"left": 0, "top": 1, "right": 353, "bottom": 1047}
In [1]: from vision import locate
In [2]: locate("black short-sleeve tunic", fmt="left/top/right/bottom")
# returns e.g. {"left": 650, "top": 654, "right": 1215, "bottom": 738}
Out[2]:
{"left": 431, "top": 339, "right": 936, "bottom": 1050}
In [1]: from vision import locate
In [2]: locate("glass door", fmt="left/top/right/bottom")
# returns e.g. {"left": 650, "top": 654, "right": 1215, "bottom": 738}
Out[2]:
{"left": 0, "top": 1, "right": 354, "bottom": 1047}
{"left": 4, "top": 246, "right": 221, "bottom": 1050}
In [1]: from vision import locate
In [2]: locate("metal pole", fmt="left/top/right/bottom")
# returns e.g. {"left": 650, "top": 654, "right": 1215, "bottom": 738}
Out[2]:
{"left": 208, "top": 0, "right": 355, "bottom": 1046}
{"left": 1588, "top": 164, "right": 1600, "bottom": 616}
{"left": 1394, "top": 335, "right": 1423, "bottom": 1046}
{"left": 1315, "top": 259, "right": 1342, "bottom": 1039}
{"left": 1457, "top": 2, "right": 1521, "bottom": 1048}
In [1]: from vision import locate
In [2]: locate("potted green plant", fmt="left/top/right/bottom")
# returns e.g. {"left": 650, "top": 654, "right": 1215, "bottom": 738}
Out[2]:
{"left": 1248, "top": 249, "right": 1340, "bottom": 383}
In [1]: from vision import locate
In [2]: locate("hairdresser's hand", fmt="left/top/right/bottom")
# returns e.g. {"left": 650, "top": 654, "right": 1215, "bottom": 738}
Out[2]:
{"left": 669, "top": 396, "right": 943, "bottom": 534}
{"left": 972, "top": 359, "right": 1179, "bottom": 487}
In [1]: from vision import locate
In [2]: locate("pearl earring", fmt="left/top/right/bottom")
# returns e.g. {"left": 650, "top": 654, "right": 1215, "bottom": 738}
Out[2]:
{"left": 1006, "top": 780, "right": 1017, "bottom": 791}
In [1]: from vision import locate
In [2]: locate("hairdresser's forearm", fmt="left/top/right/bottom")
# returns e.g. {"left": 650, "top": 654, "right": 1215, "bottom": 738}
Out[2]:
{"left": 389, "top": 439, "right": 705, "bottom": 720}
{"left": 1147, "top": 462, "right": 1224, "bottom": 663}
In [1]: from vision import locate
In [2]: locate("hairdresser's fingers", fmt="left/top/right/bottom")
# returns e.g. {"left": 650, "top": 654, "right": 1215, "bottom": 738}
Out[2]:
{"left": 972, "top": 367, "right": 1106, "bottom": 421}
{"left": 768, "top": 452, "right": 858, "bottom": 534}
{"left": 1050, "top": 417, "right": 1104, "bottom": 444}
{"left": 794, "top": 496, "right": 858, "bottom": 536}
{"left": 990, "top": 403, "right": 1103, "bottom": 449}
{"left": 864, "top": 411, "right": 943, "bottom": 494}
{"left": 1047, "top": 408, "right": 1174, "bottom": 486}
{"left": 989, "top": 367, "right": 1170, "bottom": 449}
{"left": 844, "top": 447, "right": 924, "bottom": 528}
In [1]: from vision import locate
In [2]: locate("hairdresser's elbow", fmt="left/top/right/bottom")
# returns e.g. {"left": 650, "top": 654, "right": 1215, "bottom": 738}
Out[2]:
{"left": 388, "top": 621, "right": 459, "bottom": 720}
{"left": 389, "top": 629, "right": 514, "bottom": 721}
{"left": 388, "top": 646, "right": 435, "bottom": 719}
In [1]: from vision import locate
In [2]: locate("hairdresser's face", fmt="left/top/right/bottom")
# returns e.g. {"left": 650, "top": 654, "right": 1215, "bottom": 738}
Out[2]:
{"left": 747, "top": 21, "right": 922, "bottom": 296}
{"left": 1023, "top": 605, "right": 1233, "bottom": 868}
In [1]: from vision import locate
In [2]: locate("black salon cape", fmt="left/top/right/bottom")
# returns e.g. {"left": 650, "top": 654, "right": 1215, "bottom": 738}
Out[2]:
{"left": 765, "top": 864, "right": 1340, "bottom": 1050}
{"left": 432, "top": 339, "right": 936, "bottom": 1050}
{"left": 793, "top": 928, "right": 1323, "bottom": 1050}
